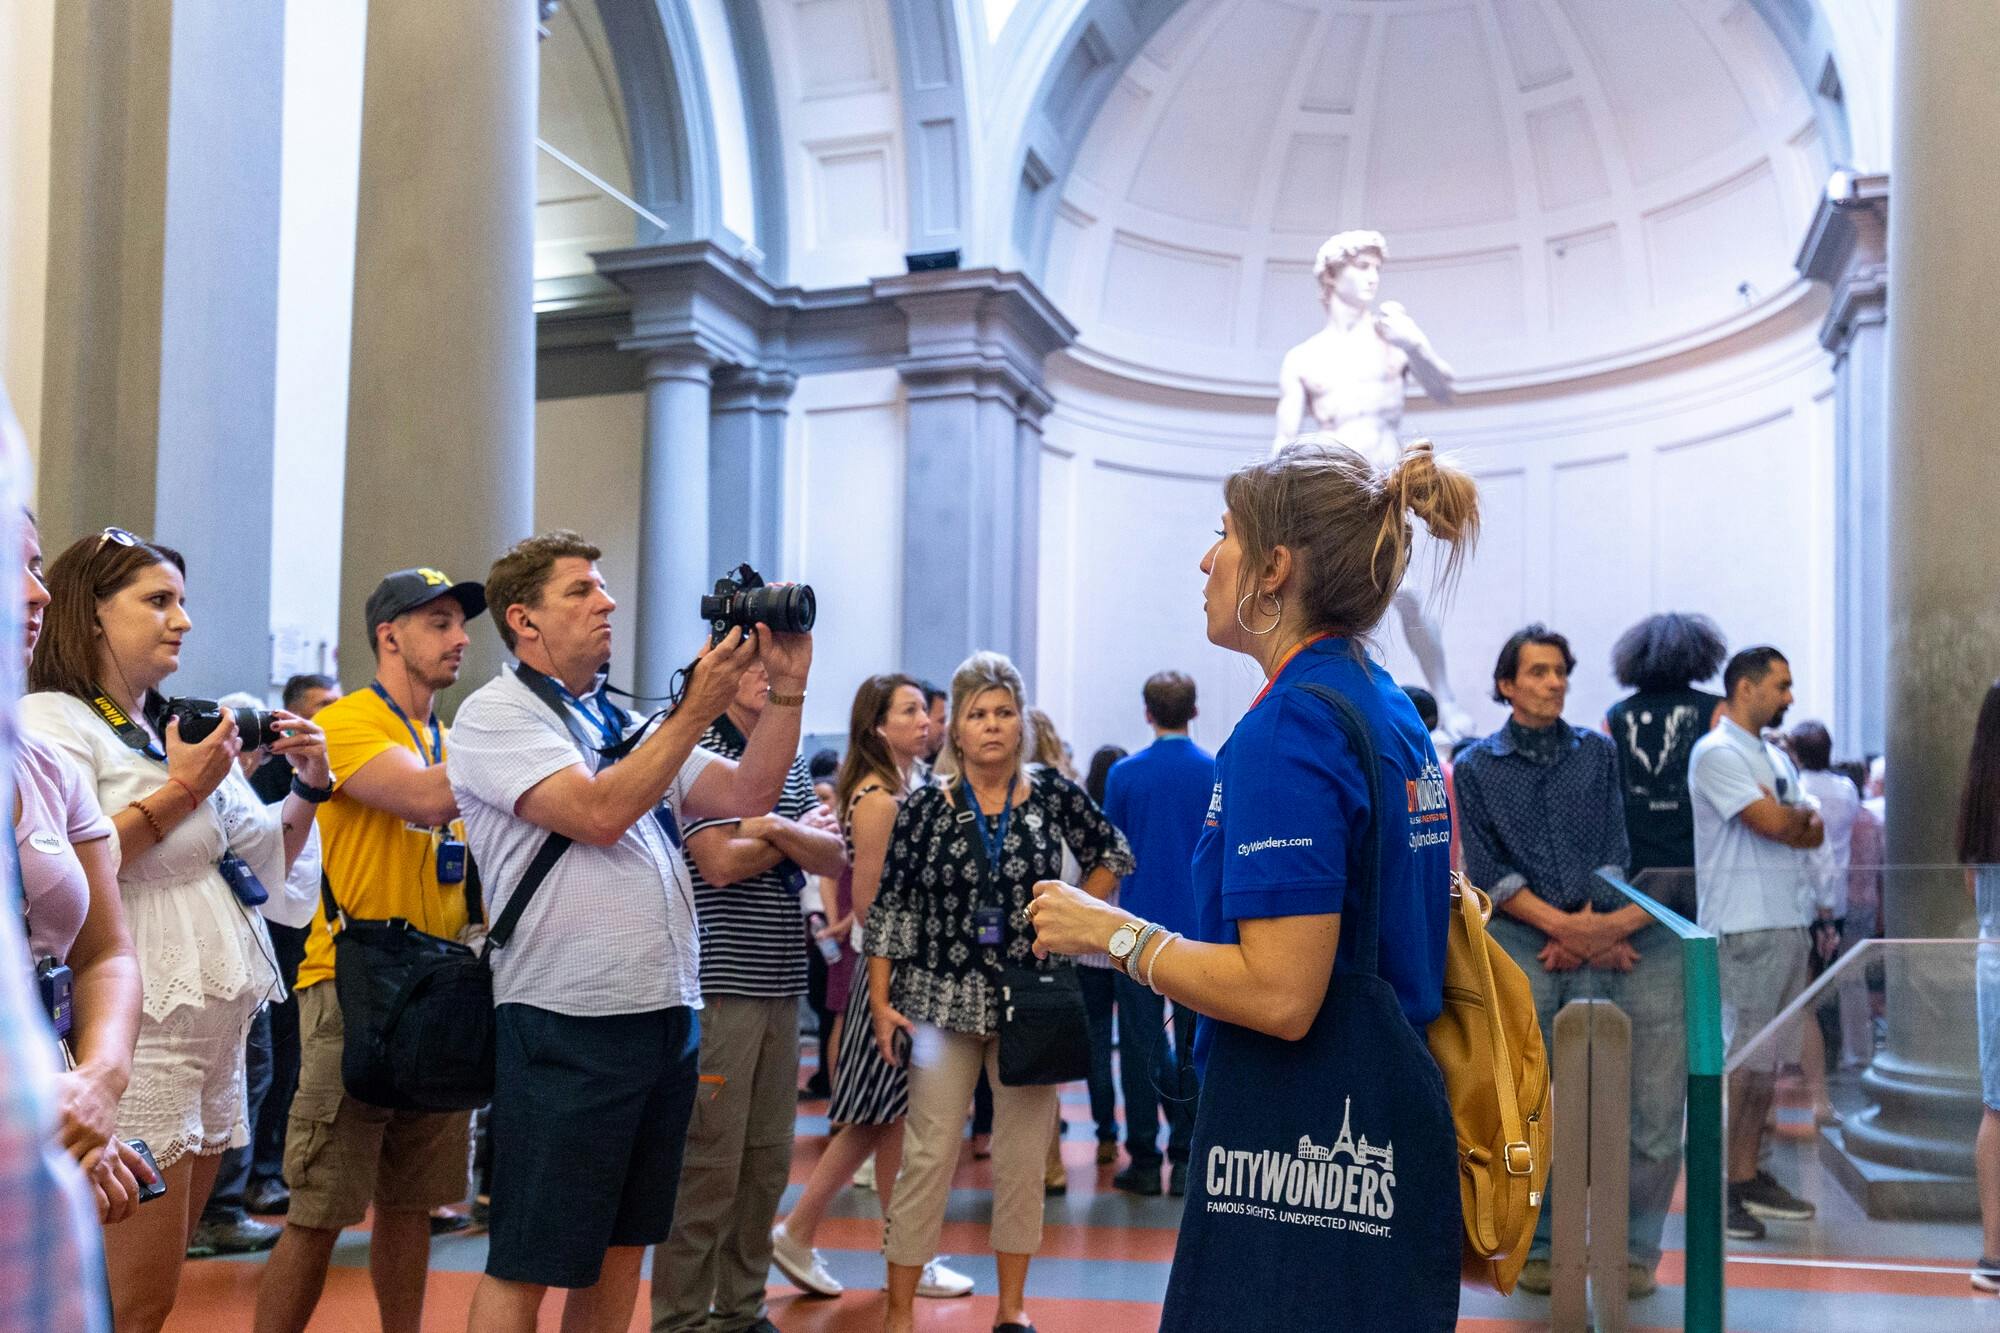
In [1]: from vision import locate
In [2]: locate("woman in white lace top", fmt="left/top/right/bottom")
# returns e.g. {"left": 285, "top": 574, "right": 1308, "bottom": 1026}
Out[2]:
{"left": 21, "top": 527, "right": 328, "bottom": 1333}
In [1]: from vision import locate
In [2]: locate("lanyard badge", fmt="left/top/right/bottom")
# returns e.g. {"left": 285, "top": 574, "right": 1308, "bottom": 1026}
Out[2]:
{"left": 963, "top": 777, "right": 1018, "bottom": 948}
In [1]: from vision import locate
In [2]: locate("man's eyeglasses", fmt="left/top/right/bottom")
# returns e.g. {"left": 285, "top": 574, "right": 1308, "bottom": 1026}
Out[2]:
{"left": 94, "top": 527, "right": 139, "bottom": 553}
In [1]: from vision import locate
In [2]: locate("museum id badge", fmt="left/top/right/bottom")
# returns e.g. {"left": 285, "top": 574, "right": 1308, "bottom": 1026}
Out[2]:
{"left": 975, "top": 906, "right": 1005, "bottom": 947}
{"left": 436, "top": 838, "right": 467, "bottom": 885}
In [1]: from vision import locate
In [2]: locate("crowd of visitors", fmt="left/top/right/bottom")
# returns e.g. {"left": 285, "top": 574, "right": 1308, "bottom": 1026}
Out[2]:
{"left": 4, "top": 424, "right": 1941, "bottom": 1331}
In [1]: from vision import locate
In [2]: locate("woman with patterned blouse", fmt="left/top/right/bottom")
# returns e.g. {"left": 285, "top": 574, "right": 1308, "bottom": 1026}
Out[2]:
{"left": 866, "top": 651, "right": 1133, "bottom": 1333}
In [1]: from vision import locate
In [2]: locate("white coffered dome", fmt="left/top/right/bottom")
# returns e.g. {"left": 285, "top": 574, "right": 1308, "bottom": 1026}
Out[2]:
{"left": 1042, "top": 0, "right": 1832, "bottom": 394}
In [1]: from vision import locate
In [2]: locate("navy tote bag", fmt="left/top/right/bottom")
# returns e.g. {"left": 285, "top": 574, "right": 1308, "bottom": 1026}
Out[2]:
{"left": 1160, "top": 683, "right": 1461, "bottom": 1332}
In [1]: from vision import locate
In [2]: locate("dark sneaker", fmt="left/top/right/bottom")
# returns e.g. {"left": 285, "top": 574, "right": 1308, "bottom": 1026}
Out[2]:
{"left": 244, "top": 1178, "right": 290, "bottom": 1215}
{"left": 1167, "top": 1163, "right": 1186, "bottom": 1198}
{"left": 1112, "top": 1164, "right": 1162, "bottom": 1197}
{"left": 1724, "top": 1191, "right": 1766, "bottom": 1240}
{"left": 188, "top": 1215, "right": 280, "bottom": 1257}
{"left": 1972, "top": 1257, "right": 2000, "bottom": 1293}
{"left": 430, "top": 1209, "right": 472, "bottom": 1236}
{"left": 1627, "top": 1262, "right": 1659, "bottom": 1299}
{"left": 1738, "top": 1170, "right": 1816, "bottom": 1221}
{"left": 1514, "top": 1258, "right": 1552, "bottom": 1295}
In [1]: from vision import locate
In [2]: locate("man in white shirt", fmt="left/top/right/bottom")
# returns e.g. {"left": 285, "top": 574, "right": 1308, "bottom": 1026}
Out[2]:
{"left": 446, "top": 531, "right": 813, "bottom": 1333}
{"left": 1690, "top": 646, "right": 1825, "bottom": 1242}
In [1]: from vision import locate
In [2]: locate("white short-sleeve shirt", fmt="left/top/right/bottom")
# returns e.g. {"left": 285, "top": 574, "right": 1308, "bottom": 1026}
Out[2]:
{"left": 445, "top": 667, "right": 717, "bottom": 1016}
{"left": 1690, "top": 717, "right": 1818, "bottom": 935}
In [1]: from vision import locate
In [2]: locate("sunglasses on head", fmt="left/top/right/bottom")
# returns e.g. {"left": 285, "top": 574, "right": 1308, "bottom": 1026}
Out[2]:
{"left": 94, "top": 527, "right": 139, "bottom": 553}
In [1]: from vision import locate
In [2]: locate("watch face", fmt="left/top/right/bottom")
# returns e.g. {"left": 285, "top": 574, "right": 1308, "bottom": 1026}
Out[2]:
{"left": 1109, "top": 924, "right": 1138, "bottom": 958}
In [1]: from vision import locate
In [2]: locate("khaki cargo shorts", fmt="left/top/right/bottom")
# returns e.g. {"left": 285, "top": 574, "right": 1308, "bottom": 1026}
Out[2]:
{"left": 284, "top": 982, "right": 472, "bottom": 1231}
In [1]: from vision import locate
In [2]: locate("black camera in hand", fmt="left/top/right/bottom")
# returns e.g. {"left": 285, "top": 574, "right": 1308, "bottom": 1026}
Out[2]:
{"left": 161, "top": 697, "right": 279, "bottom": 751}
{"left": 700, "top": 564, "right": 815, "bottom": 645}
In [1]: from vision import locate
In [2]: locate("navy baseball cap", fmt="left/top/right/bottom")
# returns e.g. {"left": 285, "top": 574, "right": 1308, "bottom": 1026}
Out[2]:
{"left": 365, "top": 567, "right": 487, "bottom": 639}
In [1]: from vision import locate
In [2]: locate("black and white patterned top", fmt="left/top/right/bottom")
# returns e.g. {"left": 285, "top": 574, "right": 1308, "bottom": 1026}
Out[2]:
{"left": 865, "top": 765, "right": 1135, "bottom": 1037}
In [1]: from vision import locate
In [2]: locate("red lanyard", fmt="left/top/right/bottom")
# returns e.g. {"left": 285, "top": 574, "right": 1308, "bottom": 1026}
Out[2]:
{"left": 1251, "top": 632, "right": 1336, "bottom": 708}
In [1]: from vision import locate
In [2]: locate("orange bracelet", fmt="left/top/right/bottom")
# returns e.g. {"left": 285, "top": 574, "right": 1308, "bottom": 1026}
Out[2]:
{"left": 128, "top": 797, "right": 166, "bottom": 842}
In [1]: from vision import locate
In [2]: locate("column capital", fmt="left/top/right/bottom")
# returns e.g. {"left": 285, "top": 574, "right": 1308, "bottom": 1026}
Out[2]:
{"left": 875, "top": 267, "right": 1075, "bottom": 416}
{"left": 632, "top": 344, "right": 720, "bottom": 384}
{"left": 711, "top": 363, "right": 798, "bottom": 411}
{"left": 1796, "top": 172, "right": 1889, "bottom": 354}
{"left": 596, "top": 239, "right": 784, "bottom": 371}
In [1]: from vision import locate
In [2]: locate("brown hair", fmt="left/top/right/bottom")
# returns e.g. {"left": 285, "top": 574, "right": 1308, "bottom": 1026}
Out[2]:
{"left": 1224, "top": 438, "right": 1478, "bottom": 643}
{"left": 1142, "top": 670, "right": 1198, "bottom": 730}
{"left": 484, "top": 530, "right": 602, "bottom": 651}
{"left": 834, "top": 673, "right": 921, "bottom": 831}
{"left": 1958, "top": 682, "right": 2000, "bottom": 865}
{"left": 1027, "top": 708, "right": 1075, "bottom": 779}
{"left": 30, "top": 531, "right": 188, "bottom": 702}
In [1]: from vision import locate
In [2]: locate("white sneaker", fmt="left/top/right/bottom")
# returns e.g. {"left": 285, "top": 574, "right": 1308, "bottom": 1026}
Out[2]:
{"left": 769, "top": 1224, "right": 843, "bottom": 1297}
{"left": 853, "top": 1157, "right": 876, "bottom": 1191}
{"left": 916, "top": 1257, "right": 974, "bottom": 1298}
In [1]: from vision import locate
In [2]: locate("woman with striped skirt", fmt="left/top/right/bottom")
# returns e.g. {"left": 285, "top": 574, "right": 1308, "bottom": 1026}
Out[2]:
{"left": 770, "top": 674, "right": 973, "bottom": 1301}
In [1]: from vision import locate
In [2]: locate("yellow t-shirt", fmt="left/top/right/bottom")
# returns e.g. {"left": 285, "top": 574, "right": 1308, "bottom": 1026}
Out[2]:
{"left": 295, "top": 686, "right": 470, "bottom": 992}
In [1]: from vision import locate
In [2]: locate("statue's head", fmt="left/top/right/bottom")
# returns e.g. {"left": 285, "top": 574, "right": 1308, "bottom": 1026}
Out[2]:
{"left": 1314, "top": 229, "right": 1388, "bottom": 308}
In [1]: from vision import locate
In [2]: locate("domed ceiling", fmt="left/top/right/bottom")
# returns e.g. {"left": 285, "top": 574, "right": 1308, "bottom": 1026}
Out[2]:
{"left": 1042, "top": 0, "right": 1831, "bottom": 393}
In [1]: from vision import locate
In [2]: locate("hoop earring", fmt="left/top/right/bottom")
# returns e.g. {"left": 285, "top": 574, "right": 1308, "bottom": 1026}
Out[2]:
{"left": 1237, "top": 590, "right": 1282, "bottom": 636}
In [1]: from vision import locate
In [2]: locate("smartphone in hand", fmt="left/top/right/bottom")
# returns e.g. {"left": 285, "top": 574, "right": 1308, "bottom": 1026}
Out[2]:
{"left": 125, "top": 1140, "right": 167, "bottom": 1203}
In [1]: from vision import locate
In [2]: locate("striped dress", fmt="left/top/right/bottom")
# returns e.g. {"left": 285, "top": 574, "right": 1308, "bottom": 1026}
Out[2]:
{"left": 827, "top": 779, "right": 910, "bottom": 1126}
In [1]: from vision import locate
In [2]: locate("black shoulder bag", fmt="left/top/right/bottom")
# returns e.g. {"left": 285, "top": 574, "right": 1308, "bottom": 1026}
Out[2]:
{"left": 329, "top": 666, "right": 604, "bottom": 1113}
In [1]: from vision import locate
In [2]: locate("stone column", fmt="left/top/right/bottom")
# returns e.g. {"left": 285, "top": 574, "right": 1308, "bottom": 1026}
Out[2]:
{"left": 339, "top": 0, "right": 537, "bottom": 699}
{"left": 1823, "top": 4, "right": 2000, "bottom": 1215}
{"left": 1797, "top": 175, "right": 1889, "bottom": 760}
{"left": 40, "top": 0, "right": 285, "bottom": 698}
{"left": 709, "top": 366, "right": 796, "bottom": 578}
{"left": 881, "top": 270, "right": 1075, "bottom": 692}
{"left": 631, "top": 349, "right": 717, "bottom": 701}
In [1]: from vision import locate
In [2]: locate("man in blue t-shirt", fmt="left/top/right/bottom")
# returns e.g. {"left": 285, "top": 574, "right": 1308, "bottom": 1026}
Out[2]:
{"left": 1103, "top": 672, "right": 1217, "bottom": 1197}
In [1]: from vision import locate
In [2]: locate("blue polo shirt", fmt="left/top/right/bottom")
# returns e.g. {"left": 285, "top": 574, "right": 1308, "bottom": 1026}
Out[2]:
{"left": 1191, "top": 639, "right": 1452, "bottom": 1067}
{"left": 1103, "top": 735, "right": 1216, "bottom": 939}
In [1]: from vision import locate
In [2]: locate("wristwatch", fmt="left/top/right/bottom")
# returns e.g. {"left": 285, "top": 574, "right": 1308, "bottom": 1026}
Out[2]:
{"left": 1107, "top": 921, "right": 1142, "bottom": 974}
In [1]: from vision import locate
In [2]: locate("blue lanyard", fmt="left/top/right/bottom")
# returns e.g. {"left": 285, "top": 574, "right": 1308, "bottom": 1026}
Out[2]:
{"left": 962, "top": 775, "right": 1017, "bottom": 880}
{"left": 369, "top": 682, "right": 443, "bottom": 766}
{"left": 557, "top": 681, "right": 625, "bottom": 751}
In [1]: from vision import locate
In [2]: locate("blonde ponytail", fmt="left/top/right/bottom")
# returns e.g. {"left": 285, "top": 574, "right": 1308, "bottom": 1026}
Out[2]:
{"left": 1377, "top": 438, "right": 1480, "bottom": 597}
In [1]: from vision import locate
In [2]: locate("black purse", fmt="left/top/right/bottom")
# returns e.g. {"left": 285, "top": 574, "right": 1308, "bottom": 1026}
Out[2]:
{"left": 996, "top": 962, "right": 1091, "bottom": 1086}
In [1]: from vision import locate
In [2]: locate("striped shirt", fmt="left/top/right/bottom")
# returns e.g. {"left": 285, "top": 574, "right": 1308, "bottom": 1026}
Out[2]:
{"left": 682, "top": 717, "right": 815, "bottom": 998}
{"left": 446, "top": 667, "right": 717, "bottom": 1017}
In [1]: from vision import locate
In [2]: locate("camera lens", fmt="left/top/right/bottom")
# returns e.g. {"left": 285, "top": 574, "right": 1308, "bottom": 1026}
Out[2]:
{"left": 748, "top": 583, "right": 815, "bottom": 634}
{"left": 233, "top": 708, "right": 280, "bottom": 751}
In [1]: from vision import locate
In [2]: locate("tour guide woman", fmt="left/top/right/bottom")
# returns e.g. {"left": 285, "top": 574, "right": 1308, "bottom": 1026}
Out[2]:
{"left": 1030, "top": 438, "right": 1479, "bottom": 1330}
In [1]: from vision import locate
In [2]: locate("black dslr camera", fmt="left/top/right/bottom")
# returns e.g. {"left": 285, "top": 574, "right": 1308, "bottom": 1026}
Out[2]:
{"left": 161, "top": 698, "right": 280, "bottom": 751}
{"left": 700, "top": 564, "right": 815, "bottom": 645}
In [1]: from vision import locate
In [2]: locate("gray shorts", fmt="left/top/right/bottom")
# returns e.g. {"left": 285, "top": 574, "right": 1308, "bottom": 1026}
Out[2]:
{"left": 1718, "top": 926, "right": 1809, "bottom": 1074}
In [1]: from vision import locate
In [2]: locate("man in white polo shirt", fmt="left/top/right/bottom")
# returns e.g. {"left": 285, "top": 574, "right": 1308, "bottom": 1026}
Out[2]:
{"left": 446, "top": 531, "right": 813, "bottom": 1333}
{"left": 1690, "top": 645, "right": 1826, "bottom": 1243}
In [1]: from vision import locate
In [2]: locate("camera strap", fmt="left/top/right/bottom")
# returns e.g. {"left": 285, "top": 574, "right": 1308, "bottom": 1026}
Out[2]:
{"left": 511, "top": 663, "right": 682, "bottom": 849}
{"left": 89, "top": 690, "right": 165, "bottom": 762}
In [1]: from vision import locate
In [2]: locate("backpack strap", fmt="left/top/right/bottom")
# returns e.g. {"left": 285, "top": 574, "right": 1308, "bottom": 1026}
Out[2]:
{"left": 1294, "top": 682, "right": 1382, "bottom": 977}
{"left": 1456, "top": 875, "right": 1534, "bottom": 1181}
{"left": 485, "top": 830, "right": 571, "bottom": 950}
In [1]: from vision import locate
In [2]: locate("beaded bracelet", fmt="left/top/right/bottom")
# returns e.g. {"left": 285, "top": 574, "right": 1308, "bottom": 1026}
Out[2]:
{"left": 127, "top": 797, "right": 167, "bottom": 842}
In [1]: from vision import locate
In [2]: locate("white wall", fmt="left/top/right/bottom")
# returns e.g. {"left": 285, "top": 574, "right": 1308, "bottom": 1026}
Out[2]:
{"left": 268, "top": 0, "right": 366, "bottom": 683}
{"left": 759, "top": 0, "right": 909, "bottom": 286}
{"left": 1037, "top": 298, "right": 1839, "bottom": 761}
{"left": 782, "top": 367, "right": 907, "bottom": 738}
{"left": 534, "top": 391, "right": 646, "bottom": 648}
{"left": 1, "top": 0, "right": 54, "bottom": 454}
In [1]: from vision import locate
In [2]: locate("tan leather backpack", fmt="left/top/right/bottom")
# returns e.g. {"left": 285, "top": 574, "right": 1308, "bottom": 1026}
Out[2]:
{"left": 1426, "top": 874, "right": 1553, "bottom": 1294}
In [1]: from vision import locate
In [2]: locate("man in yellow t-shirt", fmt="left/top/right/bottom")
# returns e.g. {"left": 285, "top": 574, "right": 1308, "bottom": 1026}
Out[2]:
{"left": 253, "top": 568, "right": 486, "bottom": 1333}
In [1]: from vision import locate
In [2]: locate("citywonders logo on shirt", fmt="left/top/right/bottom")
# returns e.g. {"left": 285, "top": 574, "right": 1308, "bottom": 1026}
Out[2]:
{"left": 1201, "top": 1097, "right": 1397, "bottom": 1238}
{"left": 1406, "top": 758, "right": 1451, "bottom": 851}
